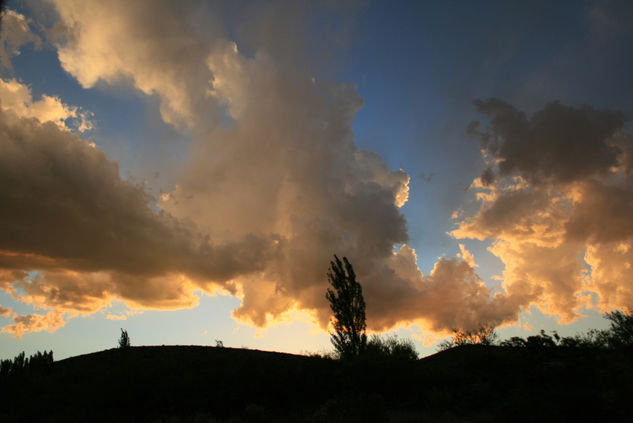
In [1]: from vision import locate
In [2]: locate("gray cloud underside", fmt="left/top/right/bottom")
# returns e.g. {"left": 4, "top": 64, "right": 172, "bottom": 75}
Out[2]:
{"left": 0, "top": 108, "right": 276, "bottom": 286}
{"left": 469, "top": 98, "right": 628, "bottom": 185}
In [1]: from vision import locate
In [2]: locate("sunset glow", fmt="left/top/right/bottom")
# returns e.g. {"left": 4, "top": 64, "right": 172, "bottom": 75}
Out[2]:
{"left": 1, "top": 1, "right": 632, "bottom": 360}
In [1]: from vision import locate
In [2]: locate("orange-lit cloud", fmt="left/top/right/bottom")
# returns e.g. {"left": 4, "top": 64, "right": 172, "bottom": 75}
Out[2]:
{"left": 105, "top": 314, "right": 127, "bottom": 321}
{"left": 0, "top": 78, "right": 93, "bottom": 132}
{"left": 455, "top": 98, "right": 633, "bottom": 322}
{"left": 9, "top": 2, "right": 627, "bottom": 340}
{"left": 50, "top": 0, "right": 226, "bottom": 130}
{"left": 0, "top": 103, "right": 278, "bottom": 335}
{"left": 1, "top": 311, "right": 65, "bottom": 338}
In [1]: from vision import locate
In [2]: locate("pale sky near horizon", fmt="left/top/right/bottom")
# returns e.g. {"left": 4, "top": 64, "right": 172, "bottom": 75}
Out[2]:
{"left": 1, "top": 0, "right": 632, "bottom": 360}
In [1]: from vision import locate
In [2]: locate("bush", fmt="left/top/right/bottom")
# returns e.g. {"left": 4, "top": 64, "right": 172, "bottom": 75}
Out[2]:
{"left": 499, "top": 336, "right": 527, "bottom": 347}
{"left": 496, "top": 310, "right": 633, "bottom": 350}
{"left": 437, "top": 325, "right": 498, "bottom": 351}
{"left": 364, "top": 335, "right": 418, "bottom": 360}
{"left": 526, "top": 330, "right": 560, "bottom": 348}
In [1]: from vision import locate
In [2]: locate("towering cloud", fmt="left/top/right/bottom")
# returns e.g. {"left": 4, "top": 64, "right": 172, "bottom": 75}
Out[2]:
{"left": 0, "top": 99, "right": 281, "bottom": 335}
{"left": 1, "top": 1, "right": 521, "bottom": 337}
{"left": 456, "top": 98, "right": 633, "bottom": 322}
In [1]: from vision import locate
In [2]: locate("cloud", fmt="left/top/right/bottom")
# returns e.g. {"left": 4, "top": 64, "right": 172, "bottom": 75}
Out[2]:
{"left": 105, "top": 313, "right": 127, "bottom": 321}
{"left": 0, "top": 77, "right": 93, "bottom": 132}
{"left": 0, "top": 105, "right": 280, "bottom": 334}
{"left": 457, "top": 244, "right": 478, "bottom": 268}
{"left": 1, "top": 311, "right": 66, "bottom": 338}
{"left": 0, "top": 8, "right": 42, "bottom": 70}
{"left": 369, "top": 245, "right": 520, "bottom": 332}
{"left": 49, "top": 0, "right": 227, "bottom": 130}
{"left": 1, "top": 1, "right": 524, "bottom": 337}
{"left": 455, "top": 98, "right": 633, "bottom": 322}
{"left": 159, "top": 35, "right": 501, "bottom": 332}
{"left": 468, "top": 98, "right": 626, "bottom": 185}
{"left": 565, "top": 179, "right": 633, "bottom": 244}
{"left": 0, "top": 305, "right": 13, "bottom": 317}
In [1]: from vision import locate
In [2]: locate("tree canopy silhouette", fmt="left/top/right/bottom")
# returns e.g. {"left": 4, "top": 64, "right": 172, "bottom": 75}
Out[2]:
{"left": 326, "top": 255, "right": 367, "bottom": 359}
{"left": 118, "top": 328, "right": 131, "bottom": 349}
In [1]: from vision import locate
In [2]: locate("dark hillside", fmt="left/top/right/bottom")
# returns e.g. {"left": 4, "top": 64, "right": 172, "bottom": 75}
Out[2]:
{"left": 1, "top": 345, "right": 631, "bottom": 422}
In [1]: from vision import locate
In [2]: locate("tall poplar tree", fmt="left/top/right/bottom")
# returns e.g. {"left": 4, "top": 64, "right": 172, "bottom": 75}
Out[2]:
{"left": 326, "top": 255, "right": 367, "bottom": 358}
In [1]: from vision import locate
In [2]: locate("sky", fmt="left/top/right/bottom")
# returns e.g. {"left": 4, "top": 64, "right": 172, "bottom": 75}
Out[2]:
{"left": 1, "top": 0, "right": 633, "bottom": 360}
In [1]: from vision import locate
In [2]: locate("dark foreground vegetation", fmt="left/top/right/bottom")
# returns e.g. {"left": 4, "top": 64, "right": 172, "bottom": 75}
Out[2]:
{"left": 3, "top": 258, "right": 632, "bottom": 421}
{"left": 1, "top": 342, "right": 632, "bottom": 423}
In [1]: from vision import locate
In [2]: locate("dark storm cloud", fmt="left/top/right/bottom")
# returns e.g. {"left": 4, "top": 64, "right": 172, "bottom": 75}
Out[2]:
{"left": 469, "top": 98, "right": 628, "bottom": 185}
{"left": 0, "top": 107, "right": 276, "bottom": 294}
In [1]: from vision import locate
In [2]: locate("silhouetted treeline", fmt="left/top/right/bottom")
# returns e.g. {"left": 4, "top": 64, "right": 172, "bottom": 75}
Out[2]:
{"left": 439, "top": 310, "right": 633, "bottom": 352}
{"left": 0, "top": 350, "right": 53, "bottom": 379}
{"left": 2, "top": 311, "right": 633, "bottom": 421}
{"left": 1, "top": 344, "right": 632, "bottom": 422}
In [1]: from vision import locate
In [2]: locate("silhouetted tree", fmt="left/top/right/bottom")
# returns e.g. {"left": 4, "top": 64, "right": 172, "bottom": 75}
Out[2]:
{"left": 326, "top": 255, "right": 367, "bottom": 359}
{"left": 603, "top": 310, "right": 633, "bottom": 348}
{"left": 118, "top": 328, "right": 131, "bottom": 349}
{"left": 526, "top": 330, "right": 560, "bottom": 348}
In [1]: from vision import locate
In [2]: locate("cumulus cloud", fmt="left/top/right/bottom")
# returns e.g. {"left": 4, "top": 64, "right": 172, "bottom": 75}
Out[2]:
{"left": 0, "top": 105, "right": 280, "bottom": 333}
{"left": 0, "top": 8, "right": 41, "bottom": 69}
{"left": 50, "top": 0, "right": 226, "bottom": 130}
{"left": 468, "top": 98, "right": 626, "bottom": 185}
{"left": 455, "top": 98, "right": 633, "bottom": 322}
{"left": 1, "top": 311, "right": 65, "bottom": 338}
{"left": 1, "top": 1, "right": 521, "bottom": 337}
{"left": 159, "top": 27, "right": 500, "bottom": 332}
{"left": 0, "top": 77, "right": 93, "bottom": 132}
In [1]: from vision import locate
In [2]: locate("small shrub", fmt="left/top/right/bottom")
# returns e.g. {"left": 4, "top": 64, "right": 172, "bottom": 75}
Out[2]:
{"left": 364, "top": 334, "right": 418, "bottom": 360}
{"left": 500, "top": 336, "right": 527, "bottom": 347}
{"left": 438, "top": 324, "right": 498, "bottom": 350}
